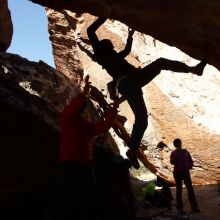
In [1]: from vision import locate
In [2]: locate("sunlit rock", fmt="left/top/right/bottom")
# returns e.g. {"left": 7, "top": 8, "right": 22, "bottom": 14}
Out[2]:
{"left": 45, "top": 11, "right": 220, "bottom": 184}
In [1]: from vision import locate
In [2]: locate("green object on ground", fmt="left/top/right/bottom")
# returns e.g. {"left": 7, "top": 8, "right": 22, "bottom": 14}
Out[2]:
{"left": 142, "top": 182, "right": 156, "bottom": 197}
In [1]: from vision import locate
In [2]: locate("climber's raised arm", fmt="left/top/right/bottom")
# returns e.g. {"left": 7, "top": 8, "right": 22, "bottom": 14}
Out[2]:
{"left": 87, "top": 17, "right": 107, "bottom": 50}
{"left": 119, "top": 28, "right": 134, "bottom": 58}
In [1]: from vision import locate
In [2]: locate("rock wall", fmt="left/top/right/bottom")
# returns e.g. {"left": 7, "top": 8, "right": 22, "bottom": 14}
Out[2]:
{"left": 0, "top": 0, "right": 13, "bottom": 52}
{"left": 47, "top": 10, "right": 83, "bottom": 83}
{"left": 0, "top": 53, "right": 63, "bottom": 191}
{"left": 46, "top": 11, "right": 220, "bottom": 184}
{"left": 0, "top": 52, "right": 119, "bottom": 191}
{"left": 31, "top": 0, "right": 220, "bottom": 71}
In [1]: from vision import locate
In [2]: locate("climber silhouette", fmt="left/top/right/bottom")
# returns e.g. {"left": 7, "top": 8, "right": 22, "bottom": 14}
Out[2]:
{"left": 87, "top": 17, "right": 207, "bottom": 169}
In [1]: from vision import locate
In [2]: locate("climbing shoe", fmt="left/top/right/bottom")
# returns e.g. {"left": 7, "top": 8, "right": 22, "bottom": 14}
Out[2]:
{"left": 192, "top": 57, "right": 208, "bottom": 76}
{"left": 126, "top": 149, "right": 140, "bottom": 169}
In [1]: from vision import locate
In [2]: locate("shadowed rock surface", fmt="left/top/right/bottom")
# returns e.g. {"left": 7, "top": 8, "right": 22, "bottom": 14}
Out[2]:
{"left": 31, "top": 0, "right": 220, "bottom": 70}
{"left": 0, "top": 52, "right": 134, "bottom": 220}
{"left": 0, "top": 52, "right": 64, "bottom": 192}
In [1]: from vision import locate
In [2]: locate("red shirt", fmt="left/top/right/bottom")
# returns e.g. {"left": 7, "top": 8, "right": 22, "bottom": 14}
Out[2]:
{"left": 59, "top": 93, "right": 118, "bottom": 163}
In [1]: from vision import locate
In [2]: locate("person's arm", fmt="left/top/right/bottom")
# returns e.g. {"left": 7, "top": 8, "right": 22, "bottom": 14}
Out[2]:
{"left": 87, "top": 17, "right": 107, "bottom": 49}
{"left": 61, "top": 93, "right": 85, "bottom": 123}
{"left": 187, "top": 150, "right": 194, "bottom": 169}
{"left": 170, "top": 150, "right": 179, "bottom": 165}
{"left": 61, "top": 75, "right": 91, "bottom": 122}
{"left": 92, "top": 103, "right": 119, "bottom": 135}
{"left": 118, "top": 28, "right": 134, "bottom": 58}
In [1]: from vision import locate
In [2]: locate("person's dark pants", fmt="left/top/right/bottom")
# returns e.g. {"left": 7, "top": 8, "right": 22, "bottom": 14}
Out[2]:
{"left": 118, "top": 85, "right": 148, "bottom": 151}
{"left": 154, "top": 190, "right": 171, "bottom": 207}
{"left": 45, "top": 161, "right": 100, "bottom": 220}
{"left": 173, "top": 171, "right": 198, "bottom": 211}
{"left": 138, "top": 58, "right": 191, "bottom": 87}
{"left": 118, "top": 58, "right": 191, "bottom": 151}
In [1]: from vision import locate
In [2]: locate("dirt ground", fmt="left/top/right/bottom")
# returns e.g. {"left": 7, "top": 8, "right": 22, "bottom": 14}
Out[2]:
{"left": 132, "top": 179, "right": 220, "bottom": 220}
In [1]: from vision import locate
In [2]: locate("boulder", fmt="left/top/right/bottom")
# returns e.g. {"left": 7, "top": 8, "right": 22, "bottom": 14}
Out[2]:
{"left": 0, "top": 52, "right": 78, "bottom": 192}
{"left": 31, "top": 0, "right": 220, "bottom": 71}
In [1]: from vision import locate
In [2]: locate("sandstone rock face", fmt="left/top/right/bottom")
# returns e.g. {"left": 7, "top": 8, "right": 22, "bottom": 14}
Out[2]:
{"left": 0, "top": 0, "right": 13, "bottom": 52}
{"left": 0, "top": 52, "right": 80, "bottom": 115}
{"left": 31, "top": 0, "right": 220, "bottom": 71}
{"left": 46, "top": 11, "right": 220, "bottom": 184}
{"left": 47, "top": 10, "right": 83, "bottom": 83}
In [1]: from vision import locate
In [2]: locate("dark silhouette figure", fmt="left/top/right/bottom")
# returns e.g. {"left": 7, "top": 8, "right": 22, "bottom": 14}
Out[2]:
{"left": 170, "top": 138, "right": 200, "bottom": 214}
{"left": 143, "top": 177, "right": 173, "bottom": 209}
{"left": 156, "top": 176, "right": 173, "bottom": 208}
{"left": 87, "top": 17, "right": 207, "bottom": 169}
{"left": 45, "top": 76, "right": 119, "bottom": 220}
{"left": 93, "top": 134, "right": 137, "bottom": 219}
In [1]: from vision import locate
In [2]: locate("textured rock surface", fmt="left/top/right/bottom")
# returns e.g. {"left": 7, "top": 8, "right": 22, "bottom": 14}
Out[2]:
{"left": 0, "top": 52, "right": 80, "bottom": 191}
{"left": 47, "top": 10, "right": 83, "bottom": 83}
{"left": 0, "top": 52, "right": 80, "bottom": 114}
{"left": 0, "top": 52, "right": 118, "bottom": 191}
{"left": 45, "top": 11, "right": 220, "bottom": 184}
{"left": 31, "top": 0, "right": 220, "bottom": 71}
{"left": 0, "top": 0, "right": 13, "bottom": 52}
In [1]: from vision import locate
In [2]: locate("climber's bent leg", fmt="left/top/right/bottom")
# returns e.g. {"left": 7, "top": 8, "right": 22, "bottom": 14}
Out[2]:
{"left": 137, "top": 58, "right": 190, "bottom": 87}
{"left": 125, "top": 89, "right": 148, "bottom": 169}
{"left": 137, "top": 57, "right": 207, "bottom": 88}
{"left": 126, "top": 89, "right": 148, "bottom": 151}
